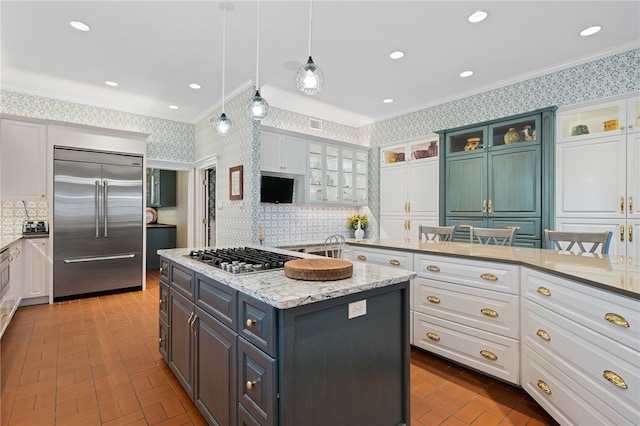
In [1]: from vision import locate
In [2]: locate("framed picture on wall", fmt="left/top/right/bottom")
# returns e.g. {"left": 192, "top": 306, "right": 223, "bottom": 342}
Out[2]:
{"left": 229, "top": 165, "right": 243, "bottom": 200}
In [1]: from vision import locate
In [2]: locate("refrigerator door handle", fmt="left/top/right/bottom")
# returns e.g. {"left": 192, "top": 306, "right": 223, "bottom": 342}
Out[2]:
{"left": 63, "top": 254, "right": 136, "bottom": 263}
{"left": 103, "top": 180, "right": 109, "bottom": 239}
{"left": 94, "top": 180, "right": 101, "bottom": 239}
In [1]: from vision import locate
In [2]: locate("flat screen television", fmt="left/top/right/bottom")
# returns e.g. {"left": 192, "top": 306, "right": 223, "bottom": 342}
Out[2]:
{"left": 260, "top": 175, "right": 294, "bottom": 204}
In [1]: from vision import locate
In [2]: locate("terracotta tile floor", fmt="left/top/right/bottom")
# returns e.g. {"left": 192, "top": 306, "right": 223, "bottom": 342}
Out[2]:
{"left": 1, "top": 271, "right": 558, "bottom": 426}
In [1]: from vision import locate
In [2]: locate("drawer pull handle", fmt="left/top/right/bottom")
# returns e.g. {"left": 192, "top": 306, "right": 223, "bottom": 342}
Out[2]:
{"left": 480, "top": 273, "right": 498, "bottom": 281}
{"left": 389, "top": 259, "right": 400, "bottom": 266}
{"left": 629, "top": 224, "right": 633, "bottom": 242}
{"left": 159, "top": 299, "right": 164, "bottom": 305}
{"left": 603, "top": 370, "right": 628, "bottom": 389}
{"left": 426, "top": 332, "right": 440, "bottom": 342}
{"left": 537, "top": 380, "right": 552, "bottom": 395}
{"left": 620, "top": 196, "right": 625, "bottom": 214}
{"left": 246, "top": 380, "right": 257, "bottom": 390}
{"left": 620, "top": 224, "right": 625, "bottom": 242}
{"left": 481, "top": 308, "right": 498, "bottom": 318}
{"left": 426, "top": 265, "right": 440, "bottom": 272}
{"left": 158, "top": 337, "right": 165, "bottom": 343}
{"left": 427, "top": 295, "right": 440, "bottom": 304}
{"left": 604, "top": 313, "right": 629, "bottom": 328}
{"left": 159, "top": 267, "right": 163, "bottom": 273}
{"left": 246, "top": 319, "right": 257, "bottom": 328}
{"left": 536, "top": 329, "right": 551, "bottom": 341}
{"left": 480, "top": 350, "right": 497, "bottom": 361}
{"left": 536, "top": 286, "right": 551, "bottom": 297}
{"left": 357, "top": 255, "right": 367, "bottom": 260}
{"left": 458, "top": 224, "right": 471, "bottom": 229}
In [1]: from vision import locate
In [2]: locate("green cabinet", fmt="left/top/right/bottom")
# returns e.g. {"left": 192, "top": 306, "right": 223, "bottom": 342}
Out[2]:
{"left": 440, "top": 108, "right": 555, "bottom": 247}
{"left": 146, "top": 225, "right": 176, "bottom": 270}
{"left": 147, "top": 168, "right": 176, "bottom": 207}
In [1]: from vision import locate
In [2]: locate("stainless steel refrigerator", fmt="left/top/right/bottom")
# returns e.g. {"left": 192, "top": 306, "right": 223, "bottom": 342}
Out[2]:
{"left": 53, "top": 147, "right": 143, "bottom": 300}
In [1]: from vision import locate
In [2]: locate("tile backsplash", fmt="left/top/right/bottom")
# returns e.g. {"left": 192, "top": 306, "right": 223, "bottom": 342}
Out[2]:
{"left": 1, "top": 200, "right": 49, "bottom": 237}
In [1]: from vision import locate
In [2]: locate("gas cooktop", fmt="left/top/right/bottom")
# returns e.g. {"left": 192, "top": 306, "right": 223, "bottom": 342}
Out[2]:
{"left": 187, "top": 247, "right": 301, "bottom": 275}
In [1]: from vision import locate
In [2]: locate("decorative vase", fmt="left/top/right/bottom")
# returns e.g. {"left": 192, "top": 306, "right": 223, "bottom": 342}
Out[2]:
{"left": 354, "top": 220, "right": 365, "bottom": 239}
{"left": 504, "top": 128, "right": 521, "bottom": 144}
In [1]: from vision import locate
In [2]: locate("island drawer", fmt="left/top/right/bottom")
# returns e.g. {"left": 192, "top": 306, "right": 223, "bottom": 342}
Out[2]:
{"left": 414, "top": 277, "right": 520, "bottom": 339}
{"left": 414, "top": 254, "right": 519, "bottom": 295}
{"left": 521, "top": 345, "right": 627, "bottom": 426}
{"left": 159, "top": 257, "right": 170, "bottom": 283}
{"left": 239, "top": 293, "right": 276, "bottom": 357}
{"left": 522, "top": 268, "right": 639, "bottom": 351}
{"left": 158, "top": 319, "right": 169, "bottom": 363}
{"left": 414, "top": 311, "right": 519, "bottom": 385}
{"left": 238, "top": 337, "right": 276, "bottom": 426}
{"left": 170, "top": 262, "right": 195, "bottom": 301}
{"left": 195, "top": 273, "right": 237, "bottom": 330}
{"left": 350, "top": 246, "right": 414, "bottom": 270}
{"left": 522, "top": 299, "right": 639, "bottom": 421}
{"left": 159, "top": 282, "right": 169, "bottom": 324}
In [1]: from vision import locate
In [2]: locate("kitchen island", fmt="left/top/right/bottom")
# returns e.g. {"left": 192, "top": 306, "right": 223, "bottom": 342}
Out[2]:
{"left": 157, "top": 247, "right": 415, "bottom": 426}
{"left": 348, "top": 239, "right": 640, "bottom": 426}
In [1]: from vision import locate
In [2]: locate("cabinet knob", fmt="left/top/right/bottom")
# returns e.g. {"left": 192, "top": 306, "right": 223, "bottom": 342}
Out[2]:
{"left": 536, "top": 329, "right": 551, "bottom": 341}
{"left": 246, "top": 380, "right": 257, "bottom": 390}
{"left": 426, "top": 265, "right": 440, "bottom": 272}
{"left": 480, "top": 350, "right": 497, "bottom": 361}
{"left": 357, "top": 255, "right": 367, "bottom": 261}
{"left": 158, "top": 337, "right": 165, "bottom": 343}
{"left": 426, "top": 295, "right": 440, "bottom": 304}
{"left": 537, "top": 380, "right": 552, "bottom": 395}
{"left": 246, "top": 319, "right": 256, "bottom": 328}
{"left": 536, "top": 286, "right": 551, "bottom": 297}
{"left": 426, "top": 332, "right": 440, "bottom": 342}
{"left": 389, "top": 259, "right": 400, "bottom": 266}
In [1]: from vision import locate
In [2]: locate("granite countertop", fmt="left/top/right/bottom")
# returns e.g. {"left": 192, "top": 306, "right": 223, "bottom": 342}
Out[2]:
{"left": 348, "top": 239, "right": 640, "bottom": 299}
{"left": 1, "top": 234, "right": 51, "bottom": 252}
{"left": 158, "top": 247, "right": 415, "bottom": 309}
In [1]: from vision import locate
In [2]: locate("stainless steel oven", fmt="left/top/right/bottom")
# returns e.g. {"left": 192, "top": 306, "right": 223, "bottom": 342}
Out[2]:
{"left": 0, "top": 248, "right": 10, "bottom": 300}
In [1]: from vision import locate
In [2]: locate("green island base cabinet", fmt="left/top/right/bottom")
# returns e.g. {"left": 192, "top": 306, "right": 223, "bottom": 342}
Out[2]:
{"left": 158, "top": 251, "right": 411, "bottom": 426}
{"left": 348, "top": 240, "right": 640, "bottom": 426}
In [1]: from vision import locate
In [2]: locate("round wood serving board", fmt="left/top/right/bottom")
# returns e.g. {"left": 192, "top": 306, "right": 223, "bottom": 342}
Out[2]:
{"left": 284, "top": 258, "right": 353, "bottom": 281}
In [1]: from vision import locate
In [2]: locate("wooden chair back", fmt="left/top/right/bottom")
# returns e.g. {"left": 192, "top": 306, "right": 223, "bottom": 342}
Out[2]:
{"left": 419, "top": 225, "right": 455, "bottom": 242}
{"left": 470, "top": 227, "right": 518, "bottom": 246}
{"left": 544, "top": 230, "right": 613, "bottom": 254}
{"left": 324, "top": 234, "right": 346, "bottom": 258}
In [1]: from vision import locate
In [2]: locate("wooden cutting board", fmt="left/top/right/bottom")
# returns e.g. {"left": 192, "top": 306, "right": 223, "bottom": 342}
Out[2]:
{"left": 284, "top": 258, "right": 353, "bottom": 281}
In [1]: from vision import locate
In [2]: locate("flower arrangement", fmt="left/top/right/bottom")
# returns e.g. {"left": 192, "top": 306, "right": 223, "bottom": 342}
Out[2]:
{"left": 347, "top": 214, "right": 368, "bottom": 231}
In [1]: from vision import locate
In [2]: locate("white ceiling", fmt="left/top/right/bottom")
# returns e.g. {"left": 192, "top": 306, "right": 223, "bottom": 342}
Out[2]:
{"left": 2, "top": 1, "right": 639, "bottom": 127}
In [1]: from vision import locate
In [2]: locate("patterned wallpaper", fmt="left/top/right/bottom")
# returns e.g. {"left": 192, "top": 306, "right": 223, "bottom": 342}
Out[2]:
{"left": 2, "top": 48, "right": 638, "bottom": 243}
{"left": 0, "top": 90, "right": 195, "bottom": 163}
{"left": 1, "top": 200, "right": 48, "bottom": 237}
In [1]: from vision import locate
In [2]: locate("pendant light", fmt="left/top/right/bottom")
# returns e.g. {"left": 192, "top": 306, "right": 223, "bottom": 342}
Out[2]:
{"left": 296, "top": 0, "right": 324, "bottom": 95}
{"left": 212, "top": 1, "right": 233, "bottom": 135}
{"left": 246, "top": 0, "right": 269, "bottom": 120}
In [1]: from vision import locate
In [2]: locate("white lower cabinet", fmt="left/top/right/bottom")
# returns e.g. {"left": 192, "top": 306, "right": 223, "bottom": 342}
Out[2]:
{"left": 1, "top": 241, "right": 23, "bottom": 339}
{"left": 412, "top": 254, "right": 520, "bottom": 385}
{"left": 21, "top": 238, "right": 50, "bottom": 305}
{"left": 521, "top": 267, "right": 640, "bottom": 425}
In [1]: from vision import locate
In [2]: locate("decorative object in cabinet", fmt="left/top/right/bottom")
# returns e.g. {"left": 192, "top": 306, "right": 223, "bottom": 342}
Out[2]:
{"left": 146, "top": 168, "right": 176, "bottom": 207}
{"left": 0, "top": 119, "right": 47, "bottom": 200}
{"left": 380, "top": 135, "right": 439, "bottom": 240}
{"left": 555, "top": 92, "right": 640, "bottom": 261}
{"left": 439, "top": 107, "right": 556, "bottom": 248}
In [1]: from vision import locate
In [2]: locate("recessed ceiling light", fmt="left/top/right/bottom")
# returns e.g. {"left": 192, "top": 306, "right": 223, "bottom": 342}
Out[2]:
{"left": 104, "top": 80, "right": 119, "bottom": 87}
{"left": 468, "top": 11, "right": 488, "bottom": 23}
{"left": 459, "top": 70, "right": 474, "bottom": 78}
{"left": 383, "top": 98, "right": 394, "bottom": 104}
{"left": 580, "top": 25, "right": 602, "bottom": 37}
{"left": 70, "top": 21, "right": 90, "bottom": 31}
{"left": 169, "top": 105, "right": 180, "bottom": 110}
{"left": 389, "top": 51, "right": 405, "bottom": 59}
{"left": 189, "top": 83, "right": 201, "bottom": 89}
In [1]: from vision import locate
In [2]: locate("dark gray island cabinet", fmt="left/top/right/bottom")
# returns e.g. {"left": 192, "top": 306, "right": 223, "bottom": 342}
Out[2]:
{"left": 158, "top": 253, "right": 413, "bottom": 426}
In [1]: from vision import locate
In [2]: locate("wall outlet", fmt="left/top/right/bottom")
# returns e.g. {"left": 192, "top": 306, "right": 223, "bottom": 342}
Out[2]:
{"left": 348, "top": 300, "right": 366, "bottom": 319}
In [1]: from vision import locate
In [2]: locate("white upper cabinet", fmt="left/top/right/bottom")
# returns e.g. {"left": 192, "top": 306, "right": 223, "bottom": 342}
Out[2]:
{"left": 260, "top": 131, "right": 306, "bottom": 175}
{"left": 0, "top": 120, "right": 47, "bottom": 200}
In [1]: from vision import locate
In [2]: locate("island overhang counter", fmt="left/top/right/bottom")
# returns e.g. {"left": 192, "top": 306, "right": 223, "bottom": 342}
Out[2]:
{"left": 157, "top": 247, "right": 415, "bottom": 426}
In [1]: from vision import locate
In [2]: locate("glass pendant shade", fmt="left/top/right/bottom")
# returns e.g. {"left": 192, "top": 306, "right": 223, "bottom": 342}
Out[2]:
{"left": 247, "top": 90, "right": 269, "bottom": 120}
{"left": 212, "top": 113, "right": 232, "bottom": 135}
{"left": 296, "top": 56, "right": 324, "bottom": 95}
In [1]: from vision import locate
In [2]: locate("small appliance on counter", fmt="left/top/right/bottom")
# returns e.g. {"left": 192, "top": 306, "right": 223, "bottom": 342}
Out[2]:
{"left": 22, "top": 220, "right": 49, "bottom": 237}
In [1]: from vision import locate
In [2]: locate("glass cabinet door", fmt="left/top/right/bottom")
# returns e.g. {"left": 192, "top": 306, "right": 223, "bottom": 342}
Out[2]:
{"left": 308, "top": 143, "right": 324, "bottom": 202}
{"left": 558, "top": 99, "right": 625, "bottom": 141}
{"left": 341, "top": 148, "right": 354, "bottom": 203}
{"left": 325, "top": 145, "right": 339, "bottom": 203}
{"left": 354, "top": 150, "right": 368, "bottom": 204}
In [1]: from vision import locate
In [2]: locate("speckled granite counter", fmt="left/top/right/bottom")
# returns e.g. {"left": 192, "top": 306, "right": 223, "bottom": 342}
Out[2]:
{"left": 157, "top": 247, "right": 416, "bottom": 309}
{"left": 348, "top": 239, "right": 640, "bottom": 299}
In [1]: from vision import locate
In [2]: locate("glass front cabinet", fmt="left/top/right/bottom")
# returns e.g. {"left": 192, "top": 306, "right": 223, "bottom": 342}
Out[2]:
{"left": 307, "top": 142, "right": 368, "bottom": 206}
